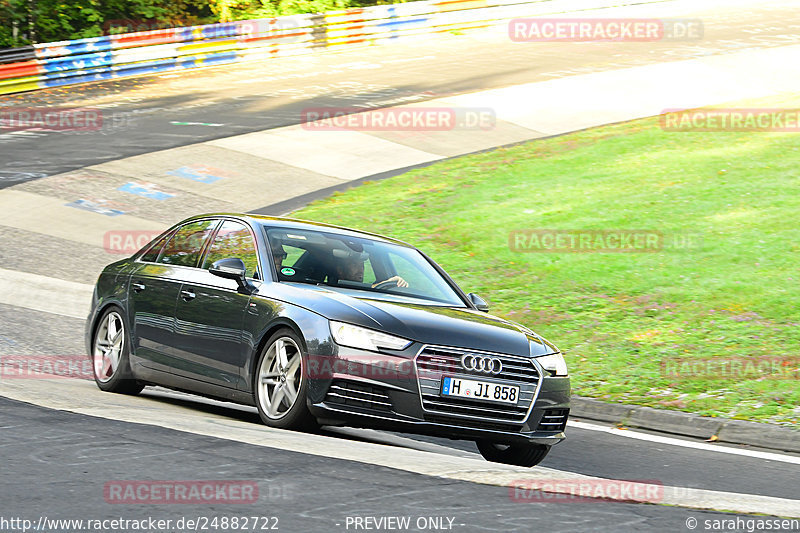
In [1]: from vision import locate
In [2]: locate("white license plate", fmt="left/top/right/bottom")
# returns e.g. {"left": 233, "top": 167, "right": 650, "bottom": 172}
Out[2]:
{"left": 441, "top": 376, "right": 519, "bottom": 405}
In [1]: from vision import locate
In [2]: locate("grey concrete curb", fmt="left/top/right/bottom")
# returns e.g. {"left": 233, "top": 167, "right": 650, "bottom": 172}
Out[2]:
{"left": 570, "top": 396, "right": 800, "bottom": 454}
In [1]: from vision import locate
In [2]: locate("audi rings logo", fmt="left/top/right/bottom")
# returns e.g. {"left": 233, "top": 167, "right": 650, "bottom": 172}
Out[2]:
{"left": 461, "top": 354, "right": 503, "bottom": 375}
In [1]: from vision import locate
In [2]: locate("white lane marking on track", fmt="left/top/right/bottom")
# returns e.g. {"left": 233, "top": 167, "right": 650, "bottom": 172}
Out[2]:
{"left": 0, "top": 268, "right": 92, "bottom": 320}
{"left": 569, "top": 420, "right": 800, "bottom": 465}
{"left": 169, "top": 121, "right": 225, "bottom": 127}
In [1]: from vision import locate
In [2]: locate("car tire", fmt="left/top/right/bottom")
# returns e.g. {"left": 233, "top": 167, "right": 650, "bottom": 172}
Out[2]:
{"left": 476, "top": 440, "right": 550, "bottom": 467}
{"left": 91, "top": 306, "right": 144, "bottom": 395}
{"left": 254, "top": 328, "right": 318, "bottom": 431}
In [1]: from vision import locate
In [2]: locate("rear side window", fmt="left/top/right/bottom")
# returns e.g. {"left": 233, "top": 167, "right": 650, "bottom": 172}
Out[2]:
{"left": 202, "top": 220, "right": 260, "bottom": 279}
{"left": 140, "top": 233, "right": 171, "bottom": 263}
{"left": 157, "top": 219, "right": 218, "bottom": 267}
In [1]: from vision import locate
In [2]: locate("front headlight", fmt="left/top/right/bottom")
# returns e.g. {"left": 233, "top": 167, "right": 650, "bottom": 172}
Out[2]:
{"left": 535, "top": 352, "right": 568, "bottom": 376}
{"left": 330, "top": 321, "right": 412, "bottom": 352}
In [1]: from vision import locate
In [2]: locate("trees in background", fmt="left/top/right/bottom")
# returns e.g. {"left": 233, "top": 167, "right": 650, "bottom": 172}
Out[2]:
{"left": 0, "top": 0, "right": 212, "bottom": 46}
{"left": 0, "top": 0, "right": 402, "bottom": 48}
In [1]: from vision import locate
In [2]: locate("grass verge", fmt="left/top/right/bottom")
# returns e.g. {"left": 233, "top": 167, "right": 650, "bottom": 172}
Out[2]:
{"left": 292, "top": 98, "right": 800, "bottom": 426}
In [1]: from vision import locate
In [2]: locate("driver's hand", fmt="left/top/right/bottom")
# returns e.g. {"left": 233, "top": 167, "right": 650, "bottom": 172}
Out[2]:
{"left": 372, "top": 276, "right": 409, "bottom": 288}
{"left": 387, "top": 275, "right": 408, "bottom": 288}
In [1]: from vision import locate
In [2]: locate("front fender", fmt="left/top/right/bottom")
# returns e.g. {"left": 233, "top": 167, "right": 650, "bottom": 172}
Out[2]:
{"left": 241, "top": 294, "right": 334, "bottom": 396}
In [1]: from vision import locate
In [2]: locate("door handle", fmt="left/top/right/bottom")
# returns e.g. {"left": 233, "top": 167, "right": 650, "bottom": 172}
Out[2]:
{"left": 180, "top": 289, "right": 196, "bottom": 301}
{"left": 132, "top": 282, "right": 146, "bottom": 292}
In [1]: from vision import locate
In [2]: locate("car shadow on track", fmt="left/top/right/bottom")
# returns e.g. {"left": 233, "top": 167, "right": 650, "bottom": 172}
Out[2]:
{"left": 140, "top": 387, "right": 477, "bottom": 458}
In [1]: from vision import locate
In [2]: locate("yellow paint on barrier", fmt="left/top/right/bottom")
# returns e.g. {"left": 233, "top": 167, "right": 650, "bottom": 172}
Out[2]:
{"left": 432, "top": 20, "right": 493, "bottom": 33}
{"left": 178, "top": 39, "right": 239, "bottom": 53}
{"left": 0, "top": 75, "right": 43, "bottom": 95}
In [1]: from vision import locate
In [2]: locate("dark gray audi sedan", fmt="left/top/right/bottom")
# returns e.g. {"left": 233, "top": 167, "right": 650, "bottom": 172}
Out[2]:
{"left": 86, "top": 213, "right": 570, "bottom": 466}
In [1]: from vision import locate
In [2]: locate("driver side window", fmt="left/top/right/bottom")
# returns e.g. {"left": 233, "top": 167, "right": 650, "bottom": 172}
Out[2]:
{"left": 202, "top": 220, "right": 260, "bottom": 279}
{"left": 387, "top": 252, "right": 437, "bottom": 294}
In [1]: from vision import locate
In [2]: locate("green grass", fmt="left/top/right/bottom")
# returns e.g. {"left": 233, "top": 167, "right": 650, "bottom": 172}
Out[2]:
{"left": 292, "top": 102, "right": 800, "bottom": 426}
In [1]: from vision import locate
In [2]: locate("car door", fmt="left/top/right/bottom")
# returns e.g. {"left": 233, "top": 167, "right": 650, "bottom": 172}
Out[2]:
{"left": 129, "top": 218, "right": 220, "bottom": 373}
{"left": 172, "top": 219, "right": 261, "bottom": 390}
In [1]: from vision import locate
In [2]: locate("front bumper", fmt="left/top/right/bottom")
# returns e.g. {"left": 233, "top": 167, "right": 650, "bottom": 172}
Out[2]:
{"left": 306, "top": 344, "right": 570, "bottom": 446}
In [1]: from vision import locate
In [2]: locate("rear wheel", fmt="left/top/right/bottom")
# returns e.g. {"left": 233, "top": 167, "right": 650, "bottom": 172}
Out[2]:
{"left": 476, "top": 441, "right": 550, "bottom": 467}
{"left": 91, "top": 307, "right": 144, "bottom": 395}
{"left": 254, "top": 329, "right": 318, "bottom": 431}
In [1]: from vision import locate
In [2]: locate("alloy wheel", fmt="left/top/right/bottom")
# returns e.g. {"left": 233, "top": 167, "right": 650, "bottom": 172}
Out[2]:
{"left": 93, "top": 311, "right": 124, "bottom": 383}
{"left": 257, "top": 337, "right": 303, "bottom": 419}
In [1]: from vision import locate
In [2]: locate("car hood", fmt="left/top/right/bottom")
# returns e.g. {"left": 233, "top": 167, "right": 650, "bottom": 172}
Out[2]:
{"left": 261, "top": 283, "right": 556, "bottom": 357}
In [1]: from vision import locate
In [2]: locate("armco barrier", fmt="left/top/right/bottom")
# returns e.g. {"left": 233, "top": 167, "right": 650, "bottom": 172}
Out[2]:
{"left": 0, "top": 46, "right": 36, "bottom": 64}
{"left": 0, "top": 0, "right": 660, "bottom": 95}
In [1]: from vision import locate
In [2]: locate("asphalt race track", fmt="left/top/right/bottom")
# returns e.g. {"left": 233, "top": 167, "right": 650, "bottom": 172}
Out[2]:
{"left": 2, "top": 0, "right": 800, "bottom": 182}
{"left": 0, "top": 396, "right": 763, "bottom": 533}
{"left": 1, "top": 0, "right": 799, "bottom": 531}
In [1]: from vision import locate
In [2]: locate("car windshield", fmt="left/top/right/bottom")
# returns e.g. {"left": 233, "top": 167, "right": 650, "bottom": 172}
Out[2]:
{"left": 263, "top": 226, "right": 466, "bottom": 307}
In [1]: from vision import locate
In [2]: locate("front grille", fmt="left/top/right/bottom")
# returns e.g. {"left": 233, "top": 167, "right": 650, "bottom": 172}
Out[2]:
{"left": 424, "top": 415, "right": 522, "bottom": 433}
{"left": 324, "top": 380, "right": 393, "bottom": 413}
{"left": 415, "top": 346, "right": 541, "bottom": 425}
{"left": 537, "top": 409, "right": 570, "bottom": 432}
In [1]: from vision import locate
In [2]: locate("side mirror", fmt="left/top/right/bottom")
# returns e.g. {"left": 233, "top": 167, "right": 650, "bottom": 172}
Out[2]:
{"left": 468, "top": 293, "right": 489, "bottom": 312}
{"left": 209, "top": 257, "right": 251, "bottom": 292}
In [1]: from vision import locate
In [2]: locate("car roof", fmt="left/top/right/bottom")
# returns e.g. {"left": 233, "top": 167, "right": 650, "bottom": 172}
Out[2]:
{"left": 183, "top": 213, "right": 416, "bottom": 249}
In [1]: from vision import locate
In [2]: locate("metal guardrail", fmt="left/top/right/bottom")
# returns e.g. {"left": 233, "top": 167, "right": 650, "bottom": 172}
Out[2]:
{"left": 0, "top": 0, "right": 658, "bottom": 96}
{"left": 0, "top": 46, "right": 36, "bottom": 65}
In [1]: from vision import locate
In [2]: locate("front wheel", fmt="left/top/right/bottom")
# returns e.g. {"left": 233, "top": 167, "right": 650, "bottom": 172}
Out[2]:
{"left": 254, "top": 329, "right": 318, "bottom": 431}
{"left": 476, "top": 441, "right": 550, "bottom": 467}
{"left": 91, "top": 307, "right": 144, "bottom": 395}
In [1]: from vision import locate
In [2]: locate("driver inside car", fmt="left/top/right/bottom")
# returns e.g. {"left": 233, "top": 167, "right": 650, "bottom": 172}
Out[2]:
{"left": 335, "top": 253, "right": 408, "bottom": 289}
{"left": 271, "top": 242, "right": 288, "bottom": 271}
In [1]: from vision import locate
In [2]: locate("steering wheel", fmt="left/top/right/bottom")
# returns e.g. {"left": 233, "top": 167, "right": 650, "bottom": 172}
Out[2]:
{"left": 373, "top": 279, "right": 400, "bottom": 290}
